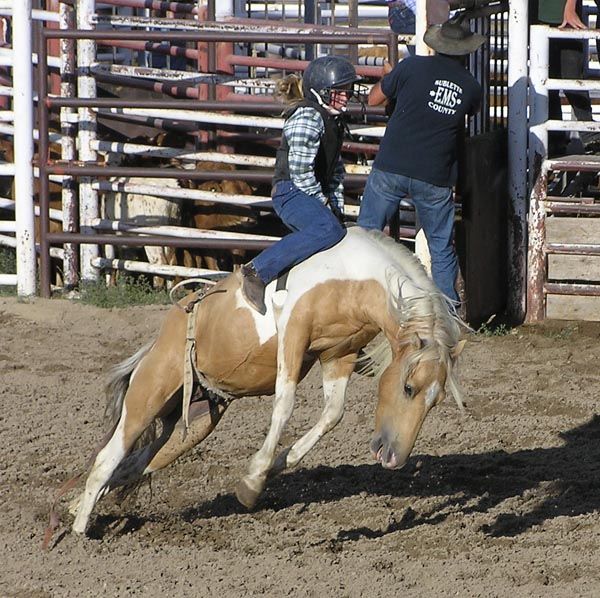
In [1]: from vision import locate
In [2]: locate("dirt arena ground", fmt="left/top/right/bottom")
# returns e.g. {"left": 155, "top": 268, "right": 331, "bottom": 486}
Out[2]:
{"left": 2, "top": 296, "right": 600, "bottom": 597}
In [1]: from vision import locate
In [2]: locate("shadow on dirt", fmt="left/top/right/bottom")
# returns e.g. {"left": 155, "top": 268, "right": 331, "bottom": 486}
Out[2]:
{"left": 179, "top": 414, "right": 600, "bottom": 539}
{"left": 77, "top": 415, "right": 600, "bottom": 543}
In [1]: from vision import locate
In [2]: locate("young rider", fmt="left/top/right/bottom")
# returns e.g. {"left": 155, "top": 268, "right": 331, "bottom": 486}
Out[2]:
{"left": 240, "top": 55, "right": 364, "bottom": 315}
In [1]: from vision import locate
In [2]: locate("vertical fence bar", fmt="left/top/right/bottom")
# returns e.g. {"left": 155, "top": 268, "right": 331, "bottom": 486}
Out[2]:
{"left": 528, "top": 25, "right": 549, "bottom": 195}
{"left": 507, "top": 0, "right": 530, "bottom": 321}
{"left": 526, "top": 158, "right": 548, "bottom": 322}
{"left": 60, "top": 0, "right": 78, "bottom": 289}
{"left": 348, "top": 0, "right": 358, "bottom": 65}
{"left": 415, "top": 0, "right": 430, "bottom": 56}
{"left": 13, "top": 0, "right": 36, "bottom": 297}
{"left": 388, "top": 30, "right": 399, "bottom": 66}
{"left": 76, "top": 0, "right": 99, "bottom": 283}
{"left": 37, "top": 26, "right": 51, "bottom": 298}
{"left": 304, "top": 0, "right": 316, "bottom": 61}
{"left": 207, "top": 0, "right": 216, "bottom": 101}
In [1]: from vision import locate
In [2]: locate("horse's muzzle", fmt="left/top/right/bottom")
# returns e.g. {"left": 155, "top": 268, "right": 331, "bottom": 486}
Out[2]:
{"left": 370, "top": 434, "right": 406, "bottom": 470}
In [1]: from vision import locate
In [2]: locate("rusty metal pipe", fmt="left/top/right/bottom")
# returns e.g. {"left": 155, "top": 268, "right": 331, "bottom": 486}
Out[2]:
{"left": 545, "top": 282, "right": 600, "bottom": 296}
{"left": 47, "top": 96, "right": 386, "bottom": 117}
{"left": 546, "top": 244, "right": 600, "bottom": 255}
{"left": 43, "top": 29, "right": 395, "bottom": 44}
{"left": 96, "top": 0, "right": 197, "bottom": 14}
{"left": 47, "top": 232, "right": 275, "bottom": 250}
{"left": 37, "top": 26, "right": 52, "bottom": 298}
{"left": 44, "top": 164, "right": 369, "bottom": 185}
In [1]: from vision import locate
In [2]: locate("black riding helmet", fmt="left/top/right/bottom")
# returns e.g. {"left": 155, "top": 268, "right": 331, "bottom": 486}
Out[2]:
{"left": 302, "top": 55, "right": 364, "bottom": 107}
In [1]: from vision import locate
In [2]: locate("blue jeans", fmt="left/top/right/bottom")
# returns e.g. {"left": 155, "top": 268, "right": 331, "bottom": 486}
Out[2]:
{"left": 358, "top": 167, "right": 458, "bottom": 303}
{"left": 252, "top": 180, "right": 346, "bottom": 283}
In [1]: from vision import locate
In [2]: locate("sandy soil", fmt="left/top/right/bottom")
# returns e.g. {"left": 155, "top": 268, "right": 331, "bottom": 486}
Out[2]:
{"left": 1, "top": 296, "right": 600, "bottom": 597}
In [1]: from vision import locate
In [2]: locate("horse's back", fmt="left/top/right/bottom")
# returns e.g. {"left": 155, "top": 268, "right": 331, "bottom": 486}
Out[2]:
{"left": 285, "top": 227, "right": 418, "bottom": 293}
{"left": 168, "top": 228, "right": 428, "bottom": 396}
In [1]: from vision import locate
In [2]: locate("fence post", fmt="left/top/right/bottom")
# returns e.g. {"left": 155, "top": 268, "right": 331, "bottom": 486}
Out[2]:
{"left": 13, "top": 0, "right": 36, "bottom": 297}
{"left": 60, "top": 0, "right": 79, "bottom": 289}
{"left": 528, "top": 24, "right": 550, "bottom": 180}
{"left": 414, "top": 0, "right": 433, "bottom": 273}
{"left": 506, "top": 0, "right": 530, "bottom": 322}
{"left": 415, "top": 0, "right": 432, "bottom": 56}
{"left": 76, "top": 0, "right": 99, "bottom": 283}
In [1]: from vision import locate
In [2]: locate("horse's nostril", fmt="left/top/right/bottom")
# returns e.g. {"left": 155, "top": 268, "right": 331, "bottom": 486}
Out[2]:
{"left": 370, "top": 435, "right": 383, "bottom": 458}
{"left": 381, "top": 445, "right": 398, "bottom": 468}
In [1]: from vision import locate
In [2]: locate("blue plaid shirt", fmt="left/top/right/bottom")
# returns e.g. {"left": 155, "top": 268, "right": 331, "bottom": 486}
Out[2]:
{"left": 283, "top": 106, "right": 345, "bottom": 211}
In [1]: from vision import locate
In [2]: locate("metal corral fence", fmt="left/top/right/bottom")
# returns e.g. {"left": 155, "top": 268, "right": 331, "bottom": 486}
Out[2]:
{"left": 36, "top": 13, "right": 399, "bottom": 298}
{"left": 3, "top": 0, "right": 528, "bottom": 321}
{"left": 527, "top": 25, "right": 600, "bottom": 322}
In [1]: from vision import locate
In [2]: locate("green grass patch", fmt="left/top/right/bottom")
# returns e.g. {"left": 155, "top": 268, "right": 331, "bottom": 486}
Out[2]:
{"left": 476, "top": 322, "right": 511, "bottom": 337}
{"left": 79, "top": 275, "right": 171, "bottom": 308}
{"left": 0, "top": 246, "right": 16, "bottom": 274}
{"left": 0, "top": 246, "right": 16, "bottom": 295}
{"left": 542, "top": 324, "right": 579, "bottom": 340}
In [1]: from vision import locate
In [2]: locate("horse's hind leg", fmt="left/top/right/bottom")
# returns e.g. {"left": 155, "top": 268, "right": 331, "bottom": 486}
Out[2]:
{"left": 69, "top": 399, "right": 229, "bottom": 516}
{"left": 271, "top": 354, "right": 355, "bottom": 476}
{"left": 107, "top": 399, "right": 228, "bottom": 490}
{"left": 72, "top": 346, "right": 183, "bottom": 535}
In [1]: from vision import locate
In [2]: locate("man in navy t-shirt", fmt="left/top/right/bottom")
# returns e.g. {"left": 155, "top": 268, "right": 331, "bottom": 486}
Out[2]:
{"left": 358, "top": 18, "right": 484, "bottom": 304}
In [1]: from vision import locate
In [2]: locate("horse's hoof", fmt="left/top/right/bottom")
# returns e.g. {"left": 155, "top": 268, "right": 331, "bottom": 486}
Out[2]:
{"left": 71, "top": 520, "right": 87, "bottom": 535}
{"left": 235, "top": 478, "right": 261, "bottom": 510}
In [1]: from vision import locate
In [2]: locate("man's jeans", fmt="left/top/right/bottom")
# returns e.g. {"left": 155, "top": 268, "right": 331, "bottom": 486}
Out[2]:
{"left": 358, "top": 167, "right": 458, "bottom": 303}
{"left": 253, "top": 180, "right": 346, "bottom": 284}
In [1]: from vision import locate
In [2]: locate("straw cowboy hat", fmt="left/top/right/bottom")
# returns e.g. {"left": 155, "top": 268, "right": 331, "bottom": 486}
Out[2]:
{"left": 424, "top": 19, "right": 486, "bottom": 55}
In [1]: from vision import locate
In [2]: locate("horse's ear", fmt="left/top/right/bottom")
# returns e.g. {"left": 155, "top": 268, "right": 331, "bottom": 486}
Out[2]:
{"left": 451, "top": 339, "right": 467, "bottom": 359}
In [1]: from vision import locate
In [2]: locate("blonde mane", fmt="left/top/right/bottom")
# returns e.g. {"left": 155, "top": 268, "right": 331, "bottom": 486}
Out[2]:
{"left": 357, "top": 230, "right": 466, "bottom": 409}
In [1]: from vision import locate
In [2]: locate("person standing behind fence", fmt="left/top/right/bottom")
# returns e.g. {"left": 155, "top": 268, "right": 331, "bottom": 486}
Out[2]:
{"left": 357, "top": 18, "right": 484, "bottom": 305}
{"left": 240, "top": 55, "right": 365, "bottom": 315}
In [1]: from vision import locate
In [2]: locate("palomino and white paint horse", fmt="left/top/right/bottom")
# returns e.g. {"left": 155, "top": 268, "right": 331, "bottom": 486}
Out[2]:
{"left": 68, "top": 227, "right": 466, "bottom": 535}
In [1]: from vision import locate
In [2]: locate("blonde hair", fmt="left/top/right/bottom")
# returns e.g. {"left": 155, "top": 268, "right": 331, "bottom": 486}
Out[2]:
{"left": 273, "top": 74, "right": 304, "bottom": 108}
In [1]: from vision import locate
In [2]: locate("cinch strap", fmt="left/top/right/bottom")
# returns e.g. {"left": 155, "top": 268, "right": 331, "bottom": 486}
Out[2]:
{"left": 181, "top": 293, "right": 235, "bottom": 440}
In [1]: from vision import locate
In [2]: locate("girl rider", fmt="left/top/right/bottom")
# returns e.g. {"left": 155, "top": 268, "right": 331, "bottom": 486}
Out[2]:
{"left": 240, "top": 55, "right": 365, "bottom": 315}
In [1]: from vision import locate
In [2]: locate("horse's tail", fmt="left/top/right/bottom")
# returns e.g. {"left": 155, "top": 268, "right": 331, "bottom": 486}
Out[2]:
{"left": 104, "top": 341, "right": 154, "bottom": 428}
{"left": 103, "top": 341, "right": 159, "bottom": 503}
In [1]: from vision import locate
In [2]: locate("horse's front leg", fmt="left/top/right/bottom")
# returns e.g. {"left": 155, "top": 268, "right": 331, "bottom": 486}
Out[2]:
{"left": 235, "top": 332, "right": 307, "bottom": 510}
{"left": 270, "top": 354, "right": 355, "bottom": 476}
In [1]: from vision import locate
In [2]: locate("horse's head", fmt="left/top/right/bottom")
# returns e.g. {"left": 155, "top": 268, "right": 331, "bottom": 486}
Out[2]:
{"left": 370, "top": 333, "right": 466, "bottom": 469}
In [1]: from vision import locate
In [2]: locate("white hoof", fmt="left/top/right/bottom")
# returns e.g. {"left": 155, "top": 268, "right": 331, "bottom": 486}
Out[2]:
{"left": 72, "top": 511, "right": 89, "bottom": 535}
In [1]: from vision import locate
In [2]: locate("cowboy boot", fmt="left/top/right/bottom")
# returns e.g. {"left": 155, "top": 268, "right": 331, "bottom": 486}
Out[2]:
{"left": 241, "top": 262, "right": 267, "bottom": 315}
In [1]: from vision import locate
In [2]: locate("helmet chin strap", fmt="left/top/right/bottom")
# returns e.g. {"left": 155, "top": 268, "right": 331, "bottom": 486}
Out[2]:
{"left": 308, "top": 88, "right": 344, "bottom": 116}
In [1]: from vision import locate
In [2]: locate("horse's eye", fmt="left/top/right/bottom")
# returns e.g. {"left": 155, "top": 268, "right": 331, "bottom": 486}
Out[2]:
{"left": 404, "top": 383, "right": 413, "bottom": 398}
